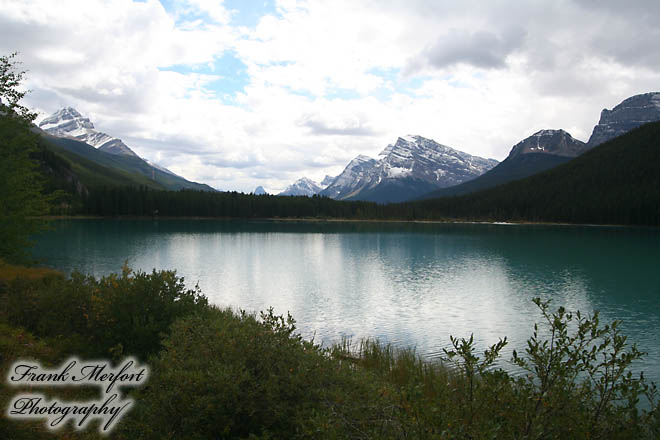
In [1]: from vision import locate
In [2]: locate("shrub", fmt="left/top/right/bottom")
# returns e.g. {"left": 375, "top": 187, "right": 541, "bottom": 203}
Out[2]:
{"left": 83, "top": 264, "right": 208, "bottom": 360}
{"left": 0, "top": 264, "right": 208, "bottom": 360}
{"left": 117, "top": 307, "right": 404, "bottom": 439}
{"left": 441, "top": 298, "right": 659, "bottom": 439}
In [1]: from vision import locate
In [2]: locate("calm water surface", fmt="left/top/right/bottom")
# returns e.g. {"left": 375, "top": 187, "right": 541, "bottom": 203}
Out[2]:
{"left": 32, "top": 219, "right": 660, "bottom": 382}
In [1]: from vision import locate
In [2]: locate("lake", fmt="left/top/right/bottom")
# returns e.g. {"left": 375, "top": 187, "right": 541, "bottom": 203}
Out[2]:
{"left": 31, "top": 219, "right": 660, "bottom": 384}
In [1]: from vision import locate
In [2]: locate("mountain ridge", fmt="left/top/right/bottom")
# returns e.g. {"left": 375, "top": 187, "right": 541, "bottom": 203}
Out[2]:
{"left": 319, "top": 135, "right": 498, "bottom": 203}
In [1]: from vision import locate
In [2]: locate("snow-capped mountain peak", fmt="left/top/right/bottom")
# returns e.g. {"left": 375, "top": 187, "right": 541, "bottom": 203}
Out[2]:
{"left": 320, "top": 135, "right": 498, "bottom": 203}
{"left": 39, "top": 107, "right": 93, "bottom": 131}
{"left": 39, "top": 107, "right": 139, "bottom": 158}
{"left": 276, "top": 175, "right": 337, "bottom": 198}
{"left": 278, "top": 177, "right": 323, "bottom": 196}
{"left": 400, "top": 134, "right": 419, "bottom": 143}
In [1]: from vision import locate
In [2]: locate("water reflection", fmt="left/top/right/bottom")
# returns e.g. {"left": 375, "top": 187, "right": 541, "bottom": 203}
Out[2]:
{"left": 32, "top": 219, "right": 660, "bottom": 381}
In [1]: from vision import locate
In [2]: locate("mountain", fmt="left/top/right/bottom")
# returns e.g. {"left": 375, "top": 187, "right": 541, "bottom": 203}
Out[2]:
{"left": 587, "top": 92, "right": 660, "bottom": 148}
{"left": 38, "top": 108, "right": 214, "bottom": 192}
{"left": 409, "top": 121, "right": 660, "bottom": 225}
{"left": 277, "top": 174, "right": 336, "bottom": 197}
{"left": 39, "top": 107, "right": 139, "bottom": 157}
{"left": 420, "top": 129, "right": 587, "bottom": 199}
{"left": 320, "top": 175, "right": 336, "bottom": 187}
{"left": 278, "top": 177, "right": 323, "bottom": 196}
{"left": 319, "top": 135, "right": 498, "bottom": 203}
{"left": 319, "top": 155, "right": 378, "bottom": 199}
{"left": 506, "top": 129, "right": 587, "bottom": 159}
{"left": 253, "top": 186, "right": 267, "bottom": 195}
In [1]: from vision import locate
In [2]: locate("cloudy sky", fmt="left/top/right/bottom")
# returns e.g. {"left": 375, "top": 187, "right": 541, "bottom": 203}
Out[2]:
{"left": 2, "top": 0, "right": 659, "bottom": 192}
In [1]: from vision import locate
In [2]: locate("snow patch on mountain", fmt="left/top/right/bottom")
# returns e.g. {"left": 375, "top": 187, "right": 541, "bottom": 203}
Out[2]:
{"left": 387, "top": 166, "right": 412, "bottom": 178}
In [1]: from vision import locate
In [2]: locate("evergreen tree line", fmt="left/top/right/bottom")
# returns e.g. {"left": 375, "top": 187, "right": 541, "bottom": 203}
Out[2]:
{"left": 79, "top": 186, "right": 385, "bottom": 219}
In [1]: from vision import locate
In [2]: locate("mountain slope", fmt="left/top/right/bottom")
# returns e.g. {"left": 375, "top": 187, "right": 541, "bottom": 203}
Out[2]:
{"left": 319, "top": 155, "right": 379, "bottom": 199}
{"left": 320, "top": 135, "right": 498, "bottom": 203}
{"left": 43, "top": 134, "right": 215, "bottom": 191}
{"left": 420, "top": 129, "right": 586, "bottom": 198}
{"left": 40, "top": 135, "right": 167, "bottom": 190}
{"left": 409, "top": 121, "right": 660, "bottom": 225}
{"left": 38, "top": 108, "right": 215, "bottom": 191}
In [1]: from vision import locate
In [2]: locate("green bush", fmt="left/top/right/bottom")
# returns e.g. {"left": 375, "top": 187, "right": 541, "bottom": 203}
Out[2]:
{"left": 0, "top": 265, "right": 208, "bottom": 360}
{"left": 438, "top": 298, "right": 659, "bottom": 439}
{"left": 117, "top": 307, "right": 407, "bottom": 439}
{"left": 82, "top": 265, "right": 208, "bottom": 360}
{"left": 0, "top": 270, "right": 86, "bottom": 338}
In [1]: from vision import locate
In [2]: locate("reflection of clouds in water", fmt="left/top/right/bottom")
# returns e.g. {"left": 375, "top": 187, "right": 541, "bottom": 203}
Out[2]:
{"left": 32, "top": 220, "right": 660, "bottom": 384}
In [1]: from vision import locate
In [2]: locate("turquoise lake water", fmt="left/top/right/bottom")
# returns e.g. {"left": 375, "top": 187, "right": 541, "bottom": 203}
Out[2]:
{"left": 31, "top": 219, "right": 660, "bottom": 385}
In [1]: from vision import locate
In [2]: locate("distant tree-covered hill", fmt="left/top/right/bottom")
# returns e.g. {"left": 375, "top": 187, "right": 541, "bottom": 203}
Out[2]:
{"left": 400, "top": 121, "right": 660, "bottom": 225}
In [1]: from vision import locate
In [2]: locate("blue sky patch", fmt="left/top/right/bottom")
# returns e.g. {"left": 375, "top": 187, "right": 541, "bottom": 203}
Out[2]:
{"left": 158, "top": 52, "right": 249, "bottom": 100}
{"left": 158, "top": 0, "right": 277, "bottom": 27}
{"left": 224, "top": 0, "right": 278, "bottom": 27}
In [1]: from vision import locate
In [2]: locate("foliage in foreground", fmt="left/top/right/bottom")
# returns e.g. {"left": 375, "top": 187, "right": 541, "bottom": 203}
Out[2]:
{"left": 0, "top": 262, "right": 207, "bottom": 361}
{"left": 0, "top": 266, "right": 658, "bottom": 439}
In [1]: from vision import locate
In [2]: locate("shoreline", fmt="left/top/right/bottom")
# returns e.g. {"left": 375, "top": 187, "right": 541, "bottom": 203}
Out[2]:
{"left": 37, "top": 215, "right": 648, "bottom": 229}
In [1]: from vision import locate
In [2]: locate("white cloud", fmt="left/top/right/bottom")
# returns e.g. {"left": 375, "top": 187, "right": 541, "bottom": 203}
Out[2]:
{"left": 2, "top": 0, "right": 660, "bottom": 192}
